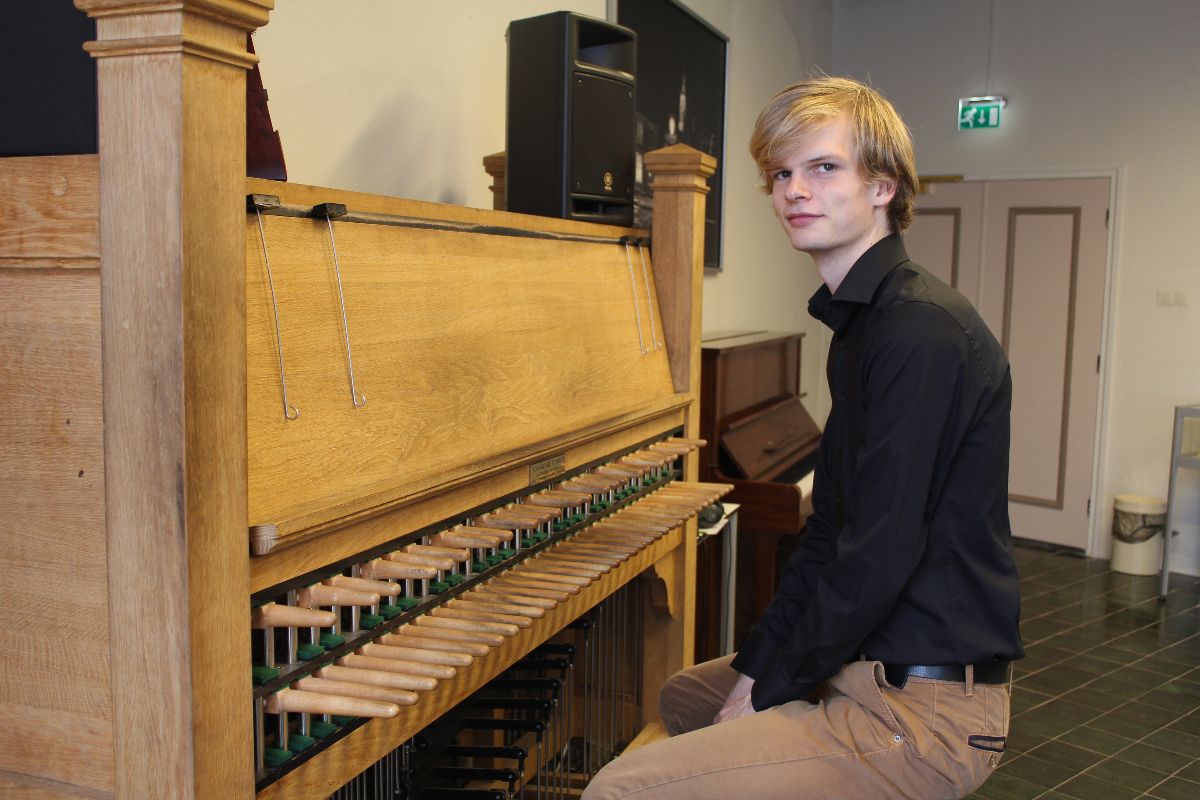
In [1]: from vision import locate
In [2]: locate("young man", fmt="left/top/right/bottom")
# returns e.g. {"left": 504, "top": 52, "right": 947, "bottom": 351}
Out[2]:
{"left": 582, "top": 77, "right": 1023, "bottom": 800}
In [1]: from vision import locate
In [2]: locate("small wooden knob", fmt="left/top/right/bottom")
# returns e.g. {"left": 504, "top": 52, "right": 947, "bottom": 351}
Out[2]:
{"left": 297, "top": 584, "right": 380, "bottom": 608}
{"left": 325, "top": 574, "right": 401, "bottom": 597}
{"left": 386, "top": 552, "right": 456, "bottom": 571}
{"left": 262, "top": 688, "right": 398, "bottom": 718}
{"left": 450, "top": 596, "right": 545, "bottom": 619}
{"left": 419, "top": 612, "right": 519, "bottom": 636}
{"left": 360, "top": 559, "right": 438, "bottom": 581}
{"left": 431, "top": 606, "right": 531, "bottom": 630}
{"left": 471, "top": 587, "right": 557, "bottom": 610}
{"left": 380, "top": 631, "right": 491, "bottom": 658}
{"left": 292, "top": 676, "right": 419, "bottom": 707}
{"left": 338, "top": 653, "right": 456, "bottom": 680}
{"left": 510, "top": 569, "right": 591, "bottom": 587}
{"left": 402, "top": 544, "right": 470, "bottom": 562}
{"left": 409, "top": 618, "right": 506, "bottom": 644}
{"left": 251, "top": 603, "right": 337, "bottom": 630}
{"left": 314, "top": 664, "right": 437, "bottom": 692}
{"left": 492, "top": 574, "right": 582, "bottom": 594}
{"left": 431, "top": 530, "right": 503, "bottom": 549}
{"left": 359, "top": 642, "right": 473, "bottom": 667}
{"left": 454, "top": 524, "right": 515, "bottom": 542}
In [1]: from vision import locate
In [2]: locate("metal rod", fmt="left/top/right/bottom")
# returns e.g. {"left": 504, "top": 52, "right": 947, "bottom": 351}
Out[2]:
{"left": 582, "top": 620, "right": 592, "bottom": 780}
{"left": 636, "top": 243, "right": 661, "bottom": 350}
{"left": 608, "top": 595, "right": 617, "bottom": 762}
{"left": 618, "top": 584, "right": 627, "bottom": 750}
{"left": 622, "top": 242, "right": 648, "bottom": 354}
{"left": 253, "top": 208, "right": 300, "bottom": 420}
{"left": 324, "top": 213, "right": 368, "bottom": 408}
{"left": 254, "top": 201, "right": 643, "bottom": 247}
{"left": 254, "top": 699, "right": 265, "bottom": 774}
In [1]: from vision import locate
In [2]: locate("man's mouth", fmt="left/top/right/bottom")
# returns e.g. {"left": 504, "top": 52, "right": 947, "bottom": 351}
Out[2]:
{"left": 786, "top": 213, "right": 821, "bottom": 226}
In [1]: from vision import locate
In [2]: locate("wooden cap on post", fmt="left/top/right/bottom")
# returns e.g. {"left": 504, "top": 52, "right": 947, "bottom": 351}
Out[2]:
{"left": 482, "top": 151, "right": 507, "bottom": 211}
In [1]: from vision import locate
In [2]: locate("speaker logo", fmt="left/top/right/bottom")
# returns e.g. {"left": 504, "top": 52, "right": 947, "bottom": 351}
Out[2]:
{"left": 603, "top": 171, "right": 614, "bottom": 192}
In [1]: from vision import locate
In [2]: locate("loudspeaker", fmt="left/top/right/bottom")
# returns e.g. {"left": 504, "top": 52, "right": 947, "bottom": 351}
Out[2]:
{"left": 506, "top": 12, "right": 636, "bottom": 226}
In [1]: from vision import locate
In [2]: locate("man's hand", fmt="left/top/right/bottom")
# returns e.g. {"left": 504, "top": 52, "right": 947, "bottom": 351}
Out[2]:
{"left": 713, "top": 672, "right": 757, "bottom": 724}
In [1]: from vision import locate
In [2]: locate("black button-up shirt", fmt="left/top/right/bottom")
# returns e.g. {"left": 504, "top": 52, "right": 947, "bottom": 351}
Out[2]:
{"left": 731, "top": 235, "right": 1024, "bottom": 711}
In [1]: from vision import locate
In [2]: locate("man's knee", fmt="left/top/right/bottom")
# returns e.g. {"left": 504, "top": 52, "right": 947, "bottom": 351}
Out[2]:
{"left": 657, "top": 666, "right": 692, "bottom": 736}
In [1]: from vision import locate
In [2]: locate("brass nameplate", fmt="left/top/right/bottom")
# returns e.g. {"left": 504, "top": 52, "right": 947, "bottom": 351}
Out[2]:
{"left": 529, "top": 454, "right": 566, "bottom": 484}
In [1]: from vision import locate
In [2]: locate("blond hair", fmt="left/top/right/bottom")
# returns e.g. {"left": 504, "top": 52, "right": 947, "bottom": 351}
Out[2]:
{"left": 749, "top": 77, "right": 917, "bottom": 232}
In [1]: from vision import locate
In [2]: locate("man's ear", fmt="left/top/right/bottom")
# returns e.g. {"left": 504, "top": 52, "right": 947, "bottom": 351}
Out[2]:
{"left": 872, "top": 179, "right": 897, "bottom": 208}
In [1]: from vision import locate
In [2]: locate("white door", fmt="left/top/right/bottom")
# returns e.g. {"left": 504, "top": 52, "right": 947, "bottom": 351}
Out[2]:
{"left": 907, "top": 178, "right": 1110, "bottom": 551}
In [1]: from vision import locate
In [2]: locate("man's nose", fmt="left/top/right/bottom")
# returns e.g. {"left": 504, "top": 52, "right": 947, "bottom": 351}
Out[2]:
{"left": 785, "top": 175, "right": 810, "bottom": 201}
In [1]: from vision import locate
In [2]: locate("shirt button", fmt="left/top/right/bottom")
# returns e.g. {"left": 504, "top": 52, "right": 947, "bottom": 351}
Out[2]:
{"left": 893, "top": 734, "right": 904, "bottom": 743}
{"left": 836, "top": 393, "right": 846, "bottom": 402}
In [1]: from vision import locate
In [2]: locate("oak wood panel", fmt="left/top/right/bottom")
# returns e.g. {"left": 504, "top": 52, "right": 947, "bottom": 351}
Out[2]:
{"left": 0, "top": 769, "right": 113, "bottom": 800}
{"left": 244, "top": 183, "right": 677, "bottom": 546}
{"left": 249, "top": 409, "right": 686, "bottom": 593}
{"left": 0, "top": 269, "right": 111, "bottom": 793}
{"left": 0, "top": 156, "right": 99, "bottom": 264}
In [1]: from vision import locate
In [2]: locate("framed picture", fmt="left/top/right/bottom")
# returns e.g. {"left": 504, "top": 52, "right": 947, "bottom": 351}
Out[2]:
{"left": 615, "top": 0, "right": 728, "bottom": 271}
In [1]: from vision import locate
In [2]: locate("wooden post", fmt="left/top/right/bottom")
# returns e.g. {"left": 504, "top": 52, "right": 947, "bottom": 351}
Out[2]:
{"left": 639, "top": 143, "right": 716, "bottom": 727}
{"left": 644, "top": 144, "right": 716, "bottom": 405}
{"left": 482, "top": 151, "right": 507, "bottom": 211}
{"left": 75, "top": 1, "right": 272, "bottom": 797}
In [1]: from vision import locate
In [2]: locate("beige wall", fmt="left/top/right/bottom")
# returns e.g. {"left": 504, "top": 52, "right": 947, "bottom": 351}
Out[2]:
{"left": 833, "top": 0, "right": 1200, "bottom": 572}
{"left": 254, "top": 0, "right": 835, "bottom": 419}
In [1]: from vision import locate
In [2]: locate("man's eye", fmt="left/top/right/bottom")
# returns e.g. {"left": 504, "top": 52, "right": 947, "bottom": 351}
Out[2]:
{"left": 773, "top": 169, "right": 791, "bottom": 181}
{"left": 816, "top": 163, "right": 836, "bottom": 173}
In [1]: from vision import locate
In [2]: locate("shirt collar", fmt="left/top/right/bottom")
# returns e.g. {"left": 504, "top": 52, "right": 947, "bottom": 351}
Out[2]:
{"left": 808, "top": 234, "right": 910, "bottom": 332}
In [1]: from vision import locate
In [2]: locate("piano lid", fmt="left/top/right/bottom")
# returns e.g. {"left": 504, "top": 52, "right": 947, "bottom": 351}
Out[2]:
{"left": 719, "top": 395, "right": 820, "bottom": 482}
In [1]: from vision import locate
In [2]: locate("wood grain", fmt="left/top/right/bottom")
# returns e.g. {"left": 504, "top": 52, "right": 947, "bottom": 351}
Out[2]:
{"left": 0, "top": 260, "right": 111, "bottom": 794}
{"left": 243, "top": 183, "right": 677, "bottom": 545}
{"left": 77, "top": 2, "right": 274, "bottom": 798}
{"left": 0, "top": 156, "right": 99, "bottom": 264}
{"left": 0, "top": 769, "right": 113, "bottom": 800}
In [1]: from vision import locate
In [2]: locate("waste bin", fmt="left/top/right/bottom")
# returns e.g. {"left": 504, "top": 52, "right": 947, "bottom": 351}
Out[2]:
{"left": 1110, "top": 494, "right": 1166, "bottom": 576}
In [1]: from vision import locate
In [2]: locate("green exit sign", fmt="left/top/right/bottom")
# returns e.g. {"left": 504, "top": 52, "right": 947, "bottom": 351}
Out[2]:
{"left": 958, "top": 96, "right": 1006, "bottom": 130}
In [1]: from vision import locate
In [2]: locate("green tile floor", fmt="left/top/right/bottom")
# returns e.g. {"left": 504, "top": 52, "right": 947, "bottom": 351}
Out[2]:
{"left": 968, "top": 544, "right": 1200, "bottom": 800}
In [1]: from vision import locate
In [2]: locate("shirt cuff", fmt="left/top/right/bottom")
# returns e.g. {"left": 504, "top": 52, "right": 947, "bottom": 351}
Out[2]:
{"left": 730, "top": 629, "right": 779, "bottom": 682}
{"left": 732, "top": 629, "right": 822, "bottom": 710}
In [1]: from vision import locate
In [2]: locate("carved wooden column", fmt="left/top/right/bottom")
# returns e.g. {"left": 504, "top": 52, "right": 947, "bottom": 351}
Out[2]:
{"left": 75, "top": 1, "right": 272, "bottom": 797}
{"left": 640, "top": 143, "right": 716, "bottom": 726}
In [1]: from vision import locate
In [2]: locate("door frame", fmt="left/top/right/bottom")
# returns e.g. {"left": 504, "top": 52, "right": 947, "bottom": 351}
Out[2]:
{"left": 953, "top": 166, "right": 1123, "bottom": 558}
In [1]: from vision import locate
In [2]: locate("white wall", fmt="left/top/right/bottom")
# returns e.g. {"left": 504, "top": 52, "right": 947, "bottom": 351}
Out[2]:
{"left": 684, "top": 0, "right": 835, "bottom": 421}
{"left": 254, "top": 0, "right": 607, "bottom": 208}
{"left": 832, "top": 0, "right": 1200, "bottom": 573}
{"left": 254, "top": 0, "right": 834, "bottom": 418}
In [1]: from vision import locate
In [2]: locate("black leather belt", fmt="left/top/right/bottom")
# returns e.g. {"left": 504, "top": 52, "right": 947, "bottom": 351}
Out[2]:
{"left": 882, "top": 661, "right": 1011, "bottom": 689}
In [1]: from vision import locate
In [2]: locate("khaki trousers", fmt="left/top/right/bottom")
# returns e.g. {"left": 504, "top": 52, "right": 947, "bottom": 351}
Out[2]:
{"left": 581, "top": 655, "right": 1009, "bottom": 800}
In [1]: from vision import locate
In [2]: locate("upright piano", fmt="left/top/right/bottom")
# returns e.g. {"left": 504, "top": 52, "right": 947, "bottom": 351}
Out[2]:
{"left": 698, "top": 330, "right": 822, "bottom": 645}
{"left": 0, "top": 4, "right": 723, "bottom": 798}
